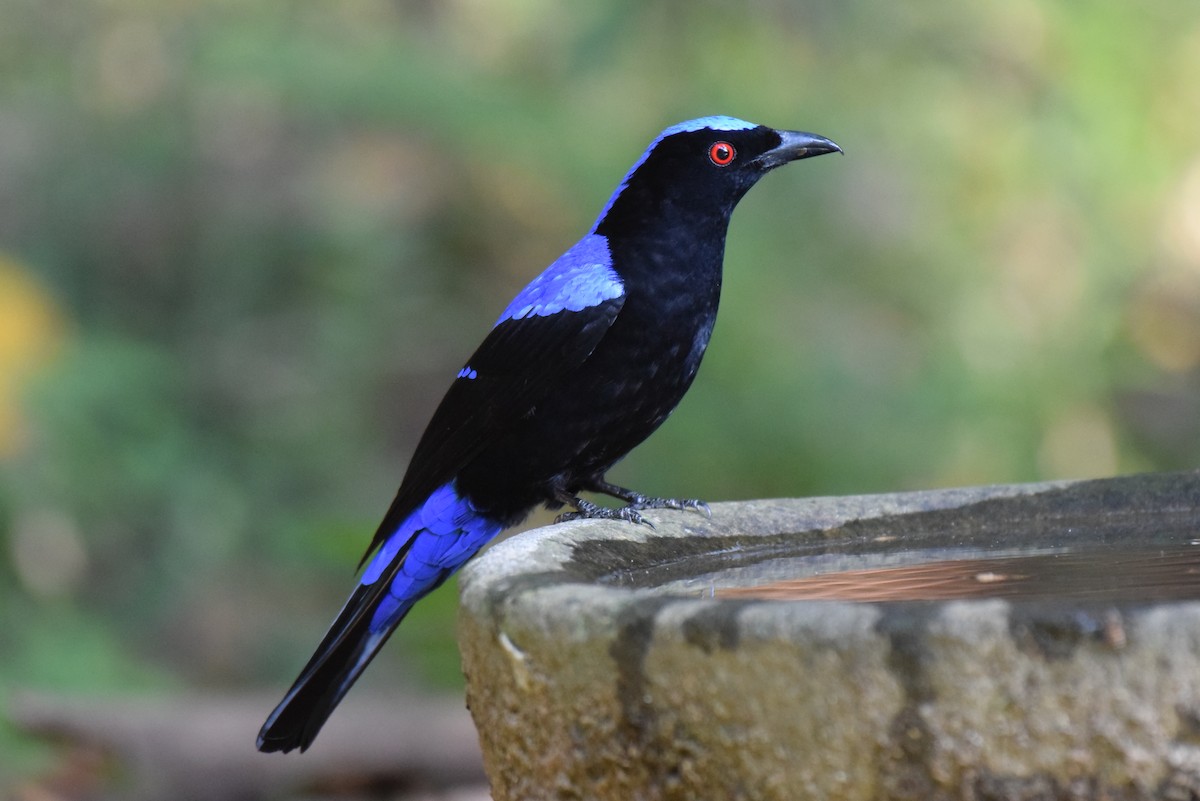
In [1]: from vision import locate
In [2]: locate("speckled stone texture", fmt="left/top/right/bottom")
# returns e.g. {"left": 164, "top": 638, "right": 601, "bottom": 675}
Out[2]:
{"left": 457, "top": 471, "right": 1200, "bottom": 801}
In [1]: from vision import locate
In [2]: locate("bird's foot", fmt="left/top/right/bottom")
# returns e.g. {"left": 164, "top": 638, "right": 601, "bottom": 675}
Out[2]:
{"left": 555, "top": 498, "right": 656, "bottom": 529}
{"left": 627, "top": 494, "right": 712, "bottom": 519}
{"left": 585, "top": 478, "right": 712, "bottom": 520}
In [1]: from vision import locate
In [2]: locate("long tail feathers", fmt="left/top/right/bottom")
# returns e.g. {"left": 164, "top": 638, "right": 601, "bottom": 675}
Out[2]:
{"left": 257, "top": 565, "right": 416, "bottom": 753}
{"left": 257, "top": 483, "right": 502, "bottom": 753}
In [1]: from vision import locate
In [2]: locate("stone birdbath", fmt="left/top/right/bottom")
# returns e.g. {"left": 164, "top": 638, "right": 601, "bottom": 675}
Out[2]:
{"left": 457, "top": 470, "right": 1200, "bottom": 801}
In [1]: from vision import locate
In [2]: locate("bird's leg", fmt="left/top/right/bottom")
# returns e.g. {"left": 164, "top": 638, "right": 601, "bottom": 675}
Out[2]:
{"left": 585, "top": 477, "right": 712, "bottom": 519}
{"left": 553, "top": 489, "right": 655, "bottom": 528}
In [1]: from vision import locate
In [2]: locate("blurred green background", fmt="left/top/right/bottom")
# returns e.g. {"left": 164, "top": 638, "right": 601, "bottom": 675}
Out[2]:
{"left": 3, "top": 0, "right": 1200, "bottom": 788}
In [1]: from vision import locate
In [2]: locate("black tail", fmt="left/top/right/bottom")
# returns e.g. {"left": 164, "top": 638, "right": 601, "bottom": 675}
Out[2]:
{"left": 257, "top": 584, "right": 409, "bottom": 753}
{"left": 259, "top": 482, "right": 493, "bottom": 753}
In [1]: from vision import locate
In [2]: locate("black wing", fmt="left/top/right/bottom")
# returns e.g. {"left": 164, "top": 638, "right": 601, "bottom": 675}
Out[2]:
{"left": 362, "top": 294, "right": 625, "bottom": 561}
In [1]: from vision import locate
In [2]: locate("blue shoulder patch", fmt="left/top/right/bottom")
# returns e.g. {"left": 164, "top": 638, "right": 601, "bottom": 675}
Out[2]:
{"left": 592, "top": 116, "right": 760, "bottom": 230}
{"left": 496, "top": 234, "right": 623, "bottom": 325}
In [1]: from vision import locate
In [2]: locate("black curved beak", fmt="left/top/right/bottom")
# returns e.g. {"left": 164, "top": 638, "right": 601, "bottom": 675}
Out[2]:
{"left": 754, "top": 130, "right": 842, "bottom": 170}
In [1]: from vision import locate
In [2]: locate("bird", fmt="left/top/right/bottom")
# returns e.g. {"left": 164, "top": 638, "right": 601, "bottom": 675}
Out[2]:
{"left": 257, "top": 115, "right": 841, "bottom": 753}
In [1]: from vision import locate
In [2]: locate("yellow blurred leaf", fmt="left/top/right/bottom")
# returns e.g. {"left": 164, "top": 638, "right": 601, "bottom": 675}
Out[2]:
{"left": 0, "top": 253, "right": 68, "bottom": 457}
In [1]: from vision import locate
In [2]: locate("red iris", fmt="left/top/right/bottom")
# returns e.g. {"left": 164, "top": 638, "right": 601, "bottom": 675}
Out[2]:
{"left": 708, "top": 141, "right": 736, "bottom": 166}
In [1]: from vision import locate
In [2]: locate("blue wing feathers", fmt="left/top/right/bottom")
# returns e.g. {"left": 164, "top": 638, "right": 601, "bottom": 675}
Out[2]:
{"left": 496, "top": 234, "right": 623, "bottom": 324}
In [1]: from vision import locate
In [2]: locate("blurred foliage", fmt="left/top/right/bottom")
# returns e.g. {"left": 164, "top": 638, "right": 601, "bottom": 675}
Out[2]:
{"left": 3, "top": 0, "right": 1200, "bottom": 783}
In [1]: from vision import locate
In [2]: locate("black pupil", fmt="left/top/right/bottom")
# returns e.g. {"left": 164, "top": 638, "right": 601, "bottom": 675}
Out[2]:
{"left": 716, "top": 145, "right": 729, "bottom": 160}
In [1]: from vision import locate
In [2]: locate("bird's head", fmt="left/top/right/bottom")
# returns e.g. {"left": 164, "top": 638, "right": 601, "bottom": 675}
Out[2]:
{"left": 593, "top": 115, "right": 841, "bottom": 237}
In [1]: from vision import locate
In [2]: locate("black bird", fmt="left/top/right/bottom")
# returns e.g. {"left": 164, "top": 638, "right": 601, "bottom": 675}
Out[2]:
{"left": 258, "top": 116, "right": 840, "bottom": 753}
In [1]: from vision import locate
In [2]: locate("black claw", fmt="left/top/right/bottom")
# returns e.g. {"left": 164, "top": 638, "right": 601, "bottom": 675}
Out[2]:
{"left": 618, "top": 506, "right": 655, "bottom": 529}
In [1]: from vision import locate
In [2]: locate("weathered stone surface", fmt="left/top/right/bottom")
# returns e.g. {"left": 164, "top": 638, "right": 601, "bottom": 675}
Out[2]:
{"left": 458, "top": 471, "right": 1200, "bottom": 800}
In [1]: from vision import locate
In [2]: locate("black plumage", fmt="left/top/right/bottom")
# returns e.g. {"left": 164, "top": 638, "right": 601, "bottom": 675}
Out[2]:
{"left": 258, "top": 116, "right": 840, "bottom": 753}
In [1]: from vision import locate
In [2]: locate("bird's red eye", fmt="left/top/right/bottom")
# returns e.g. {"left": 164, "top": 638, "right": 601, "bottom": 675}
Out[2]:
{"left": 708, "top": 141, "right": 736, "bottom": 166}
